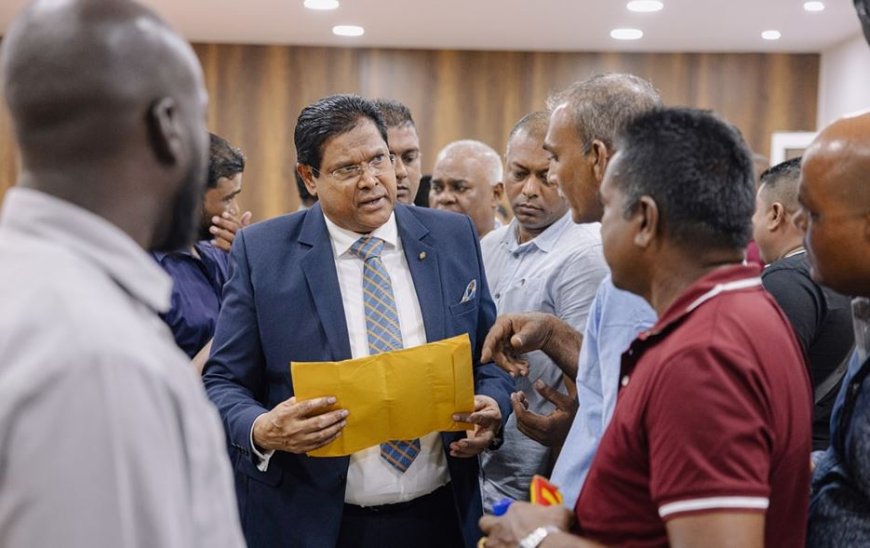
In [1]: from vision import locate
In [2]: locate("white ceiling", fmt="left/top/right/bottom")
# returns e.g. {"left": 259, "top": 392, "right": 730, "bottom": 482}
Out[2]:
{"left": 0, "top": 0, "right": 862, "bottom": 53}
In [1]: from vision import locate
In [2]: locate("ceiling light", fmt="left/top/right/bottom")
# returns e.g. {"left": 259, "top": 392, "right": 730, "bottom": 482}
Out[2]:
{"left": 761, "top": 30, "right": 782, "bottom": 40}
{"left": 627, "top": 1, "right": 664, "bottom": 12}
{"left": 333, "top": 25, "right": 364, "bottom": 37}
{"left": 610, "top": 28, "right": 644, "bottom": 40}
{"left": 803, "top": 1, "right": 825, "bottom": 11}
{"left": 304, "top": 0, "right": 339, "bottom": 10}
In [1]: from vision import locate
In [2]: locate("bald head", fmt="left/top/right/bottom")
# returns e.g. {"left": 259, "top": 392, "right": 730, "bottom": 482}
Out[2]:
{"left": 435, "top": 140, "right": 503, "bottom": 184}
{"left": 798, "top": 111, "right": 870, "bottom": 296}
{"left": 1, "top": 0, "right": 209, "bottom": 252}
{"left": 2, "top": 0, "right": 204, "bottom": 164}
{"left": 430, "top": 139, "right": 504, "bottom": 238}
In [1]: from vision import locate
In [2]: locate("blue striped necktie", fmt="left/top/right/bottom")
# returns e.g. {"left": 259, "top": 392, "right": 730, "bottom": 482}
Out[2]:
{"left": 349, "top": 236, "right": 421, "bottom": 473}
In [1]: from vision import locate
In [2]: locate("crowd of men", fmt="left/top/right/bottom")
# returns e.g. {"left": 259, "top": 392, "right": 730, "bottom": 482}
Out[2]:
{"left": 1, "top": 0, "right": 870, "bottom": 547}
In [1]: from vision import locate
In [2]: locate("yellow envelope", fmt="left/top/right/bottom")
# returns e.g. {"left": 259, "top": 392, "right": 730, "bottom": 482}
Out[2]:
{"left": 290, "top": 334, "right": 475, "bottom": 457}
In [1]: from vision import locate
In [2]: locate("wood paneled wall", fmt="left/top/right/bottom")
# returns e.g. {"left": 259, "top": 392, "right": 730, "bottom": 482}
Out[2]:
{"left": 0, "top": 44, "right": 819, "bottom": 219}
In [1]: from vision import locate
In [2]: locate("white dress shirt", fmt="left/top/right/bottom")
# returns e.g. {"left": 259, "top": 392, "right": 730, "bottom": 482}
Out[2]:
{"left": 0, "top": 188, "right": 244, "bottom": 548}
{"left": 322, "top": 212, "right": 450, "bottom": 506}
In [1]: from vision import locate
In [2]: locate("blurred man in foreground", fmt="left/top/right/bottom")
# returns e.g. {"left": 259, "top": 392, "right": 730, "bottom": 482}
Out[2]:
{"left": 0, "top": 0, "right": 243, "bottom": 546}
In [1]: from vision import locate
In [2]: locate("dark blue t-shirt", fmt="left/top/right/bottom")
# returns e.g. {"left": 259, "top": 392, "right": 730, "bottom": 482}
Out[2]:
{"left": 153, "top": 241, "right": 230, "bottom": 358}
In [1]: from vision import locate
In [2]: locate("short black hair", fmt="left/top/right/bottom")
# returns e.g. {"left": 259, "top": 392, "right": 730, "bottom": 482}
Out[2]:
{"left": 759, "top": 157, "right": 801, "bottom": 212}
{"left": 373, "top": 98, "right": 416, "bottom": 129}
{"left": 506, "top": 111, "right": 549, "bottom": 155}
{"left": 207, "top": 133, "right": 245, "bottom": 189}
{"left": 295, "top": 94, "right": 388, "bottom": 172}
{"left": 547, "top": 73, "right": 662, "bottom": 154}
{"left": 612, "top": 107, "right": 755, "bottom": 251}
{"left": 760, "top": 157, "right": 801, "bottom": 189}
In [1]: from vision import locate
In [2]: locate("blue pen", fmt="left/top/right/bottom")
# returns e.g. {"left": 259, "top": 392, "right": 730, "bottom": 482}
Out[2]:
{"left": 492, "top": 497, "right": 513, "bottom": 516}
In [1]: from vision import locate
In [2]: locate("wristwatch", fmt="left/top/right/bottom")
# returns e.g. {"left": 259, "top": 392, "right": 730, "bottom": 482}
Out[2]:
{"left": 487, "top": 429, "right": 504, "bottom": 450}
{"left": 518, "top": 525, "right": 561, "bottom": 548}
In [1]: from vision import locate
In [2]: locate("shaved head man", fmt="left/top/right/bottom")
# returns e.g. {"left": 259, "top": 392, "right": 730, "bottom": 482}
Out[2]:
{"left": 2, "top": 0, "right": 208, "bottom": 251}
{"left": 751, "top": 158, "right": 853, "bottom": 451}
{"left": 803, "top": 111, "right": 870, "bottom": 546}
{"left": 0, "top": 1, "right": 243, "bottom": 546}
{"left": 430, "top": 139, "right": 504, "bottom": 238}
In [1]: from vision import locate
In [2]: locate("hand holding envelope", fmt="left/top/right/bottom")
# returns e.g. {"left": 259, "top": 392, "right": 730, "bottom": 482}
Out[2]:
{"left": 292, "top": 334, "right": 496, "bottom": 457}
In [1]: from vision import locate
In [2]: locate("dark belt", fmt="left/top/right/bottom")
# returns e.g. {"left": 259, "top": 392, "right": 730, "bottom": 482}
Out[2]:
{"left": 343, "top": 483, "right": 451, "bottom": 515}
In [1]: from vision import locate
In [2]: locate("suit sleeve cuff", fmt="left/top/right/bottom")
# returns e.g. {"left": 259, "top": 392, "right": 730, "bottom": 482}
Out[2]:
{"left": 250, "top": 413, "right": 276, "bottom": 472}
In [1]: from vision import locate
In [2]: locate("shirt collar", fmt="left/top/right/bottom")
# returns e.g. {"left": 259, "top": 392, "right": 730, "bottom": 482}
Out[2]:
{"left": 152, "top": 241, "right": 213, "bottom": 262}
{"left": 504, "top": 210, "right": 574, "bottom": 254}
{"left": 0, "top": 187, "right": 173, "bottom": 313}
{"left": 644, "top": 263, "right": 763, "bottom": 338}
{"left": 322, "top": 210, "right": 400, "bottom": 258}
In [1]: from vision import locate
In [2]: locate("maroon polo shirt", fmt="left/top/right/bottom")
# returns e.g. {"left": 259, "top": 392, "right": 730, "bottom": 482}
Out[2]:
{"left": 575, "top": 264, "right": 812, "bottom": 547}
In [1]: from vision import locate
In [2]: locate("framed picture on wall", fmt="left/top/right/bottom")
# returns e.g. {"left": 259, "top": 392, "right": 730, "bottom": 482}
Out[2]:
{"left": 770, "top": 131, "right": 817, "bottom": 165}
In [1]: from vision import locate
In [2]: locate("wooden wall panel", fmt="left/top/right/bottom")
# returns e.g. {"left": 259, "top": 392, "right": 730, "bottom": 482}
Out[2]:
{"left": 0, "top": 44, "right": 819, "bottom": 221}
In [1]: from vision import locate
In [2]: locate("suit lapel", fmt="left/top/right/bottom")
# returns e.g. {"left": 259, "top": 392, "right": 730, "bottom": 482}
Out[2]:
{"left": 299, "top": 205, "right": 352, "bottom": 360}
{"left": 396, "top": 206, "right": 445, "bottom": 343}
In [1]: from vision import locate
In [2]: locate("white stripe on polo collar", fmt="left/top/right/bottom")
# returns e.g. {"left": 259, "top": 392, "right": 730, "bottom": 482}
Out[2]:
{"left": 783, "top": 247, "right": 807, "bottom": 259}
{"left": 685, "top": 277, "right": 763, "bottom": 313}
{"left": 659, "top": 496, "right": 769, "bottom": 518}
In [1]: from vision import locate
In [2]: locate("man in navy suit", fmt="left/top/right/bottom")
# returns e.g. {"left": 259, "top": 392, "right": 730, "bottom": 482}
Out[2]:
{"left": 204, "top": 94, "right": 513, "bottom": 548}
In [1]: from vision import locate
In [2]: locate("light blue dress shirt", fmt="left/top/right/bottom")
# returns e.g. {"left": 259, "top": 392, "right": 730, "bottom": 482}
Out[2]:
{"left": 479, "top": 212, "right": 607, "bottom": 509}
{"left": 550, "top": 275, "right": 657, "bottom": 508}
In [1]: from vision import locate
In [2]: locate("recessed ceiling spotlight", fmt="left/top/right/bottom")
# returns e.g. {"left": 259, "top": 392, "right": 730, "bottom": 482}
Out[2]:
{"left": 761, "top": 30, "right": 782, "bottom": 40}
{"left": 304, "top": 0, "right": 339, "bottom": 10}
{"left": 803, "top": 1, "right": 825, "bottom": 11}
{"left": 610, "top": 28, "right": 644, "bottom": 40}
{"left": 627, "top": 1, "right": 664, "bottom": 12}
{"left": 333, "top": 25, "right": 364, "bottom": 37}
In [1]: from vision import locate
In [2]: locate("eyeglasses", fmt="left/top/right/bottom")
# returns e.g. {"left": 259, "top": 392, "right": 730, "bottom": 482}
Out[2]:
{"left": 311, "top": 152, "right": 395, "bottom": 183}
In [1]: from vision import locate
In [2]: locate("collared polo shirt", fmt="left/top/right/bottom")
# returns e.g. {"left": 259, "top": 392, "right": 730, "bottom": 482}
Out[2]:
{"left": 575, "top": 264, "right": 812, "bottom": 547}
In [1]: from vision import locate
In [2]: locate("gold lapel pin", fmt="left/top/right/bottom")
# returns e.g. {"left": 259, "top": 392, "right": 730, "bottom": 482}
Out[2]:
{"left": 418, "top": 251, "right": 427, "bottom": 261}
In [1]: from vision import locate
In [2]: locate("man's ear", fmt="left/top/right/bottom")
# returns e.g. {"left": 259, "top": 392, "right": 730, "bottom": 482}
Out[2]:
{"left": 146, "top": 97, "right": 182, "bottom": 165}
{"left": 492, "top": 182, "right": 504, "bottom": 204}
{"left": 589, "top": 140, "right": 610, "bottom": 183}
{"left": 297, "top": 164, "right": 318, "bottom": 197}
{"left": 634, "top": 196, "right": 659, "bottom": 249}
{"left": 769, "top": 202, "right": 787, "bottom": 231}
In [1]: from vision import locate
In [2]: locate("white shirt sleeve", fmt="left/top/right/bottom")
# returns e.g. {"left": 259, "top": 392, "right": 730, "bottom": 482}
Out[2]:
{"left": 251, "top": 413, "right": 276, "bottom": 471}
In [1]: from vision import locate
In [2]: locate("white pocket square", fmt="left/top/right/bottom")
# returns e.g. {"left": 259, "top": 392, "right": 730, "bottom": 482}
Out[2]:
{"left": 460, "top": 279, "right": 477, "bottom": 303}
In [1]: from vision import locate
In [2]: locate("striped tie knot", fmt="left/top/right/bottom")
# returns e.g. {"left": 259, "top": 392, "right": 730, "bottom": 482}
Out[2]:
{"left": 349, "top": 236, "right": 385, "bottom": 262}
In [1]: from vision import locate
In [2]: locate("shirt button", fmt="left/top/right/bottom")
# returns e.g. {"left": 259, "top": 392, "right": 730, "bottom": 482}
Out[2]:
{"left": 494, "top": 293, "right": 501, "bottom": 299}
{"left": 621, "top": 375, "right": 630, "bottom": 387}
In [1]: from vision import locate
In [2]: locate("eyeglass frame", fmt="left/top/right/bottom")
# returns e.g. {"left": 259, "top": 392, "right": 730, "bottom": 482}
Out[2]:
{"left": 309, "top": 151, "right": 396, "bottom": 183}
